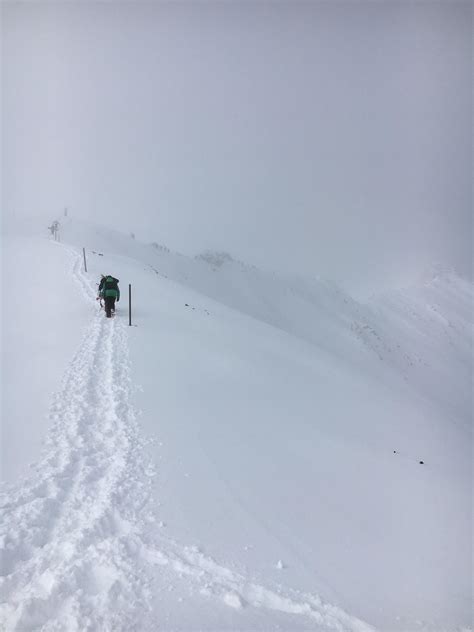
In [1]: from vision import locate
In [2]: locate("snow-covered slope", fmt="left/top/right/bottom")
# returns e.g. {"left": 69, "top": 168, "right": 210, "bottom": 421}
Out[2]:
{"left": 1, "top": 217, "right": 472, "bottom": 632}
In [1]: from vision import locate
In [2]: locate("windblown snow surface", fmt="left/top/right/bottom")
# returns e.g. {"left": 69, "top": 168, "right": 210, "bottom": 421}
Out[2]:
{"left": 1, "top": 218, "right": 472, "bottom": 632}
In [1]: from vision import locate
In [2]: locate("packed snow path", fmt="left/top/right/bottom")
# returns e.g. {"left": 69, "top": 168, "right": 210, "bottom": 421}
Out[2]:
{"left": 0, "top": 248, "right": 373, "bottom": 631}
{"left": 0, "top": 252, "right": 153, "bottom": 630}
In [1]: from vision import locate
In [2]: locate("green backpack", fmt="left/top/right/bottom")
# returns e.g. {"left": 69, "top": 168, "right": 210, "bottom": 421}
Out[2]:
{"left": 103, "top": 276, "right": 119, "bottom": 299}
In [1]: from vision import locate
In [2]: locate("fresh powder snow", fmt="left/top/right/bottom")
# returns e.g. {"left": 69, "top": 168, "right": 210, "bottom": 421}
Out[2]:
{"left": 0, "top": 217, "right": 471, "bottom": 631}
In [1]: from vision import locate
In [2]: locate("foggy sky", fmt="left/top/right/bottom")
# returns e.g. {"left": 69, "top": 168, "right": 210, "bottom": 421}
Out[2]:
{"left": 2, "top": 1, "right": 472, "bottom": 292}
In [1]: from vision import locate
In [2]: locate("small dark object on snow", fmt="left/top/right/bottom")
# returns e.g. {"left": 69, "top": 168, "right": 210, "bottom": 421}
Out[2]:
{"left": 185, "top": 303, "right": 189, "bottom": 306}
{"left": 419, "top": 461, "right": 424, "bottom": 465}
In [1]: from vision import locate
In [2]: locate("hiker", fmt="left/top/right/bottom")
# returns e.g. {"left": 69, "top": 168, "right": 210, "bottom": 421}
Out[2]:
{"left": 99, "top": 275, "right": 120, "bottom": 318}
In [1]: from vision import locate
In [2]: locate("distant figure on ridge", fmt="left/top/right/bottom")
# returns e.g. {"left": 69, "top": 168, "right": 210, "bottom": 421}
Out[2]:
{"left": 99, "top": 275, "right": 120, "bottom": 318}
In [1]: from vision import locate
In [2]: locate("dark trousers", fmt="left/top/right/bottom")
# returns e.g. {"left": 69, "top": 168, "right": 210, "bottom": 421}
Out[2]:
{"left": 104, "top": 296, "right": 116, "bottom": 318}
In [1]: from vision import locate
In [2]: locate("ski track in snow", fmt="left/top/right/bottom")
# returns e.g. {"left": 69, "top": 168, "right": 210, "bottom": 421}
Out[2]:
{"left": 0, "top": 247, "right": 374, "bottom": 632}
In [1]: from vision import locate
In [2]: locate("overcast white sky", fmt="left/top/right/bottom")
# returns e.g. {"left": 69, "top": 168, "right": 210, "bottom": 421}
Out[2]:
{"left": 2, "top": 1, "right": 472, "bottom": 291}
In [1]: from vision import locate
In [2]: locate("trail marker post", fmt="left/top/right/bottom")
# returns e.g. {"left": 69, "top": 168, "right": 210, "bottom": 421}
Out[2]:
{"left": 83, "top": 247, "right": 88, "bottom": 272}
{"left": 128, "top": 284, "right": 132, "bottom": 326}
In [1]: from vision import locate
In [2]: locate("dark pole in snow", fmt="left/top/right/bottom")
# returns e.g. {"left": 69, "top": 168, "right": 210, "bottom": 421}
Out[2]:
{"left": 83, "top": 247, "right": 87, "bottom": 272}
{"left": 129, "top": 284, "right": 132, "bottom": 326}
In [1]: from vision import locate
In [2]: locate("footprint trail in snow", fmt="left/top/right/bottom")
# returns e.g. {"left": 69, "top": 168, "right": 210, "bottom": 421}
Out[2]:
{"left": 0, "top": 248, "right": 374, "bottom": 632}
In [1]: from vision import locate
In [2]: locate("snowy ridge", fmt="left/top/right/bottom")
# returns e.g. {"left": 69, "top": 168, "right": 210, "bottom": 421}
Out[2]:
{"left": 60, "top": 219, "right": 473, "bottom": 422}
{"left": 0, "top": 247, "right": 374, "bottom": 632}
{"left": 357, "top": 272, "right": 473, "bottom": 427}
